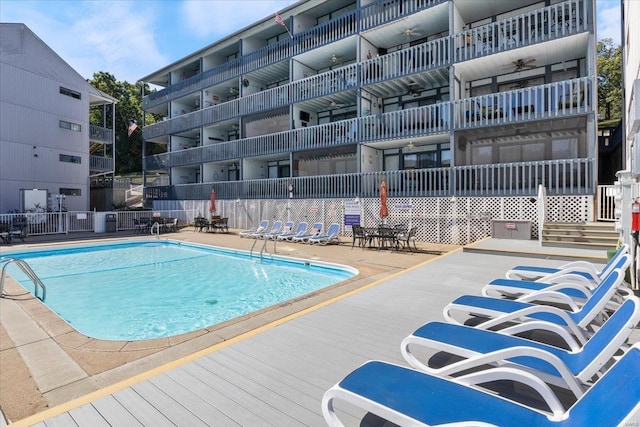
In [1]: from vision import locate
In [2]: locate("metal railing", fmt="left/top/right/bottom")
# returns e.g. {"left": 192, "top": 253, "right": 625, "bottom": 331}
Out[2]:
{"left": 597, "top": 185, "right": 616, "bottom": 221}
{"left": 1, "top": 258, "right": 47, "bottom": 301}
{"left": 89, "top": 125, "right": 113, "bottom": 143}
{"left": 90, "top": 155, "right": 113, "bottom": 172}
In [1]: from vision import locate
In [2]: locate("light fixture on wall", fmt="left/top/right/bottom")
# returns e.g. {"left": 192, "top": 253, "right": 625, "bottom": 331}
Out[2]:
{"left": 406, "top": 140, "right": 415, "bottom": 151}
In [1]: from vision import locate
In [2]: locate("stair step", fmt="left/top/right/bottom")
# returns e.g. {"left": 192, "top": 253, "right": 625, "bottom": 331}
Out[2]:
{"left": 542, "top": 240, "right": 617, "bottom": 251}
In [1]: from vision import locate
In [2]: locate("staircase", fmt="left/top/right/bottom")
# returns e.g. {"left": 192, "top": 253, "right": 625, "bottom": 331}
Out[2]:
{"left": 541, "top": 222, "right": 619, "bottom": 250}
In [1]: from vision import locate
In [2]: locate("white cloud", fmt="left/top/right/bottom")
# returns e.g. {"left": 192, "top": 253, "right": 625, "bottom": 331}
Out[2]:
{"left": 180, "top": 0, "right": 298, "bottom": 40}
{"left": 597, "top": 0, "right": 622, "bottom": 45}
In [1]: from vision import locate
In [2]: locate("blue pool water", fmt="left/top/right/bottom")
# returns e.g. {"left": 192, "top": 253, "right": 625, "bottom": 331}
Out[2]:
{"left": 2, "top": 241, "right": 357, "bottom": 341}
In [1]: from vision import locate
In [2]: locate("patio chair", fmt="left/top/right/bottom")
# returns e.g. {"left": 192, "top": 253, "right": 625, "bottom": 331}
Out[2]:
{"left": 291, "top": 223, "right": 323, "bottom": 243}
{"left": 213, "top": 217, "right": 229, "bottom": 233}
{"left": 482, "top": 253, "right": 632, "bottom": 304}
{"left": 443, "top": 269, "right": 625, "bottom": 345}
{"left": 165, "top": 218, "right": 178, "bottom": 232}
{"left": 504, "top": 243, "right": 629, "bottom": 283}
{"left": 9, "top": 217, "right": 27, "bottom": 243}
{"left": 0, "top": 222, "right": 9, "bottom": 244}
{"left": 267, "top": 221, "right": 294, "bottom": 240}
{"left": 401, "top": 296, "right": 640, "bottom": 397}
{"left": 322, "top": 343, "right": 640, "bottom": 427}
{"left": 276, "top": 222, "right": 307, "bottom": 241}
{"left": 376, "top": 226, "right": 399, "bottom": 251}
{"left": 308, "top": 223, "right": 340, "bottom": 245}
{"left": 351, "top": 224, "right": 369, "bottom": 249}
{"left": 239, "top": 219, "right": 269, "bottom": 238}
{"left": 397, "top": 226, "right": 418, "bottom": 252}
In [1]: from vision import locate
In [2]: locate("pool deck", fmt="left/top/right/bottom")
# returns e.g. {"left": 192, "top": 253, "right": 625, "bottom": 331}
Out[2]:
{"left": 1, "top": 230, "right": 639, "bottom": 426}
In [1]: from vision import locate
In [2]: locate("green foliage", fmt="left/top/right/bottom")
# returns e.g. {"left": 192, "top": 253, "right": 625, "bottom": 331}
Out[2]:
{"left": 597, "top": 38, "right": 622, "bottom": 121}
{"left": 87, "top": 72, "right": 158, "bottom": 174}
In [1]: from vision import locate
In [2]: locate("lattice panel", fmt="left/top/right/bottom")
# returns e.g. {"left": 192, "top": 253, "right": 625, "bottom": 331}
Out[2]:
{"left": 154, "top": 194, "right": 592, "bottom": 245}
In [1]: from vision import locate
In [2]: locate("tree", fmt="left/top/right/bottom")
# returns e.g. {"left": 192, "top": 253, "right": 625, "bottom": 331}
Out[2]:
{"left": 88, "top": 72, "right": 157, "bottom": 174}
{"left": 597, "top": 38, "right": 622, "bottom": 122}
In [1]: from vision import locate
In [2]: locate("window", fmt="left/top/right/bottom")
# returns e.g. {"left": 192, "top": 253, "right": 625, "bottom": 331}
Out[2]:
{"left": 59, "top": 154, "right": 82, "bottom": 164}
{"left": 60, "top": 120, "right": 81, "bottom": 132}
{"left": 60, "top": 188, "right": 81, "bottom": 196}
{"left": 60, "top": 87, "right": 81, "bottom": 99}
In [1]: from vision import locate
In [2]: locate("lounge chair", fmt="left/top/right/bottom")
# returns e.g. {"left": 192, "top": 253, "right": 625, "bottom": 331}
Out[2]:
{"left": 482, "top": 253, "right": 632, "bottom": 303}
{"left": 266, "top": 220, "right": 293, "bottom": 240}
{"left": 443, "top": 269, "right": 625, "bottom": 345}
{"left": 239, "top": 219, "right": 269, "bottom": 238}
{"left": 248, "top": 220, "right": 282, "bottom": 239}
{"left": 401, "top": 296, "right": 640, "bottom": 397}
{"left": 322, "top": 343, "right": 640, "bottom": 427}
{"left": 504, "top": 243, "right": 629, "bottom": 283}
{"left": 291, "top": 223, "right": 322, "bottom": 243}
{"left": 276, "top": 222, "right": 308, "bottom": 241}
{"left": 308, "top": 223, "right": 340, "bottom": 245}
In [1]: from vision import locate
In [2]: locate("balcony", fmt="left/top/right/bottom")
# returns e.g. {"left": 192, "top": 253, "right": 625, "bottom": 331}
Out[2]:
{"left": 144, "top": 158, "right": 594, "bottom": 201}
{"left": 89, "top": 125, "right": 113, "bottom": 144}
{"left": 454, "top": 77, "right": 591, "bottom": 129}
{"left": 455, "top": 0, "right": 587, "bottom": 62}
{"left": 144, "top": 78, "right": 589, "bottom": 170}
{"left": 90, "top": 155, "right": 113, "bottom": 173}
{"left": 360, "top": 0, "right": 445, "bottom": 31}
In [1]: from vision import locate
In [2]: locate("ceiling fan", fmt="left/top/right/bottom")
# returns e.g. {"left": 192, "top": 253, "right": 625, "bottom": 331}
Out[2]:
{"left": 328, "top": 100, "right": 346, "bottom": 109}
{"left": 405, "top": 84, "right": 422, "bottom": 97}
{"left": 329, "top": 54, "right": 342, "bottom": 65}
{"left": 508, "top": 58, "right": 537, "bottom": 72}
{"left": 402, "top": 28, "right": 422, "bottom": 39}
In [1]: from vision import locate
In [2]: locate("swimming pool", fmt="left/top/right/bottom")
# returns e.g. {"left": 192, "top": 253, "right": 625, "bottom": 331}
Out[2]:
{"left": 2, "top": 240, "right": 357, "bottom": 341}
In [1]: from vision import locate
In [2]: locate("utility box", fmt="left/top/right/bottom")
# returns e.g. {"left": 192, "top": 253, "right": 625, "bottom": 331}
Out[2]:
{"left": 491, "top": 220, "right": 532, "bottom": 240}
{"left": 105, "top": 213, "right": 117, "bottom": 232}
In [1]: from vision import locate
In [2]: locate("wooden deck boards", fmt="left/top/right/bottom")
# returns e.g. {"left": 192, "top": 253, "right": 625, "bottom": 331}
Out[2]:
{"left": 28, "top": 251, "right": 609, "bottom": 427}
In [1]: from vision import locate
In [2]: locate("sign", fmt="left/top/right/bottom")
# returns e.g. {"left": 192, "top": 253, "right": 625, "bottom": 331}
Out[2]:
{"left": 344, "top": 200, "right": 361, "bottom": 227}
{"left": 310, "top": 206, "right": 319, "bottom": 213}
{"left": 504, "top": 222, "right": 516, "bottom": 230}
{"left": 394, "top": 203, "right": 413, "bottom": 210}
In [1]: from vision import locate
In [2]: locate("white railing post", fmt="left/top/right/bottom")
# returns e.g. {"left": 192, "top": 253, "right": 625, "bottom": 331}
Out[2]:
{"left": 537, "top": 184, "right": 547, "bottom": 245}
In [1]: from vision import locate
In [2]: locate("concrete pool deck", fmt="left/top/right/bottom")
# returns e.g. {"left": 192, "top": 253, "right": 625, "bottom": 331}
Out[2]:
{"left": 0, "top": 229, "right": 458, "bottom": 423}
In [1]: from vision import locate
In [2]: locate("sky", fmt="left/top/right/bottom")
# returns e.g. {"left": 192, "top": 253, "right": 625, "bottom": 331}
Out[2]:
{"left": 0, "top": 0, "right": 623, "bottom": 84}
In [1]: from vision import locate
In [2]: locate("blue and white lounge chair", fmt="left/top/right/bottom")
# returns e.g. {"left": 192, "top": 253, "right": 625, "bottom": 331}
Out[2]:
{"left": 239, "top": 219, "right": 269, "bottom": 238}
{"left": 322, "top": 343, "right": 640, "bottom": 427}
{"left": 248, "top": 220, "right": 282, "bottom": 239}
{"left": 482, "top": 252, "right": 631, "bottom": 302}
{"left": 291, "top": 223, "right": 322, "bottom": 243}
{"left": 504, "top": 243, "right": 629, "bottom": 283}
{"left": 276, "top": 222, "right": 307, "bottom": 241}
{"left": 443, "top": 269, "right": 624, "bottom": 345}
{"left": 266, "top": 220, "right": 294, "bottom": 240}
{"left": 401, "top": 296, "right": 640, "bottom": 398}
{"left": 308, "top": 223, "right": 340, "bottom": 245}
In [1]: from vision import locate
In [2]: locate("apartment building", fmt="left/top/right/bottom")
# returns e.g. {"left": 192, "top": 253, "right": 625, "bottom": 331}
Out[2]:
{"left": 140, "top": 0, "right": 597, "bottom": 243}
{"left": 0, "top": 23, "right": 116, "bottom": 213}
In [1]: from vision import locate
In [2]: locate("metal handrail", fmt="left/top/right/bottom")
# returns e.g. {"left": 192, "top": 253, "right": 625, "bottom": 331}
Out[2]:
{"left": 0, "top": 257, "right": 47, "bottom": 301}
{"left": 150, "top": 222, "right": 161, "bottom": 239}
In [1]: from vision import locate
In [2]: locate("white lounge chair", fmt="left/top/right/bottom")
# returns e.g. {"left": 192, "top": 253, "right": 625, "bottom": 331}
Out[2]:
{"left": 266, "top": 220, "right": 294, "bottom": 240}
{"left": 322, "top": 343, "right": 640, "bottom": 427}
{"left": 443, "top": 269, "right": 625, "bottom": 345}
{"left": 504, "top": 243, "right": 629, "bottom": 284}
{"left": 308, "top": 223, "right": 340, "bottom": 245}
{"left": 291, "top": 223, "right": 323, "bottom": 243}
{"left": 401, "top": 296, "right": 640, "bottom": 398}
{"left": 248, "top": 220, "right": 282, "bottom": 239}
{"left": 276, "top": 222, "right": 307, "bottom": 241}
{"left": 239, "top": 219, "right": 269, "bottom": 238}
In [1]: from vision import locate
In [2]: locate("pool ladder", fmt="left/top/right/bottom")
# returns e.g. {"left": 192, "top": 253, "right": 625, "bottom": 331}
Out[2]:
{"left": 150, "top": 222, "right": 160, "bottom": 239}
{"left": 0, "top": 257, "right": 47, "bottom": 301}
{"left": 250, "top": 234, "right": 275, "bottom": 262}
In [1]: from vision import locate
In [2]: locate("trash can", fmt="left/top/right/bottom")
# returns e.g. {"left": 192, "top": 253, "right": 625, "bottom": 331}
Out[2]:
{"left": 105, "top": 213, "right": 117, "bottom": 232}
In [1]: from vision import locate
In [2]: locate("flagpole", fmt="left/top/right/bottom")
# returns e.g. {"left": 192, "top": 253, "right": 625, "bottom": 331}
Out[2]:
{"left": 275, "top": 12, "right": 293, "bottom": 38}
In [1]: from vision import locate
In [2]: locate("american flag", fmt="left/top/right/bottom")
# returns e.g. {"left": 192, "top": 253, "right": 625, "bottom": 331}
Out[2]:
{"left": 127, "top": 119, "right": 138, "bottom": 137}
{"left": 275, "top": 12, "right": 285, "bottom": 26}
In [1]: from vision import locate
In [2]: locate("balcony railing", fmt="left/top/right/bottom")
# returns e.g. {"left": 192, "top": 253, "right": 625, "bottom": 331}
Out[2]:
{"left": 455, "top": 0, "right": 587, "bottom": 61}
{"left": 361, "top": 37, "right": 450, "bottom": 86}
{"left": 360, "top": 0, "right": 445, "bottom": 31}
{"left": 145, "top": 78, "right": 588, "bottom": 170}
{"left": 453, "top": 76, "right": 592, "bottom": 129}
{"left": 89, "top": 125, "right": 113, "bottom": 143}
{"left": 292, "top": 10, "right": 358, "bottom": 55}
{"left": 90, "top": 155, "right": 113, "bottom": 172}
{"left": 145, "top": 158, "right": 594, "bottom": 201}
